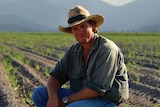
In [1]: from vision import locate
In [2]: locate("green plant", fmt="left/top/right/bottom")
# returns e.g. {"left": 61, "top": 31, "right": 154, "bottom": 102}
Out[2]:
{"left": 25, "top": 59, "right": 31, "bottom": 65}
{"left": 35, "top": 63, "right": 40, "bottom": 71}
{"left": 16, "top": 54, "right": 25, "bottom": 62}
{"left": 154, "top": 103, "right": 160, "bottom": 107}
{"left": 158, "top": 68, "right": 160, "bottom": 77}
{"left": 2, "top": 57, "right": 19, "bottom": 90}
{"left": 21, "top": 86, "right": 34, "bottom": 106}
{"left": 44, "top": 67, "right": 50, "bottom": 78}
{"left": 126, "top": 61, "right": 132, "bottom": 72}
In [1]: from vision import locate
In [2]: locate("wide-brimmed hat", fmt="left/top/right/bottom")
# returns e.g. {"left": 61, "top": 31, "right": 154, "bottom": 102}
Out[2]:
{"left": 58, "top": 5, "right": 104, "bottom": 33}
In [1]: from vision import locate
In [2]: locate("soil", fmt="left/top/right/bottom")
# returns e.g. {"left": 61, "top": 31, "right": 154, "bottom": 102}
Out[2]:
{"left": 0, "top": 44, "right": 160, "bottom": 107}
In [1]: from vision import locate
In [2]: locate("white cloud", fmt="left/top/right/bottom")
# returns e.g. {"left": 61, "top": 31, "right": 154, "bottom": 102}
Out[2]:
{"left": 101, "top": 0, "right": 136, "bottom": 6}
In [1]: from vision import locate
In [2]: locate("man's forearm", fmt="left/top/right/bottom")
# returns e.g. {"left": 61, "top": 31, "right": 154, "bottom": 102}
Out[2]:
{"left": 47, "top": 74, "right": 61, "bottom": 100}
{"left": 67, "top": 87, "right": 100, "bottom": 103}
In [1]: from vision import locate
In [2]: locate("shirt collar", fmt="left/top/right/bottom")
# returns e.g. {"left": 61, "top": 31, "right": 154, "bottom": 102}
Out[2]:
{"left": 74, "top": 33, "right": 100, "bottom": 55}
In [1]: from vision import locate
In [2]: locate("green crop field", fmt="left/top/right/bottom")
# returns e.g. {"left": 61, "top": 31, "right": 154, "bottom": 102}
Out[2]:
{"left": 0, "top": 32, "right": 160, "bottom": 107}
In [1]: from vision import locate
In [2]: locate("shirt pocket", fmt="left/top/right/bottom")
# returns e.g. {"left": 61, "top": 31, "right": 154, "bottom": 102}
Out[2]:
{"left": 69, "top": 72, "right": 83, "bottom": 79}
{"left": 68, "top": 72, "right": 84, "bottom": 92}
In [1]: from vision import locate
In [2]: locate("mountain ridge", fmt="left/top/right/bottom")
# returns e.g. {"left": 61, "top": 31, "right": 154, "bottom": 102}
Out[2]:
{"left": 0, "top": 0, "right": 160, "bottom": 32}
{"left": 0, "top": 15, "right": 53, "bottom": 32}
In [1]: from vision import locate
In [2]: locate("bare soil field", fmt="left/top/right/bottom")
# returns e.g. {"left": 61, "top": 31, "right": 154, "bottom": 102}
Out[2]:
{"left": 0, "top": 43, "right": 160, "bottom": 107}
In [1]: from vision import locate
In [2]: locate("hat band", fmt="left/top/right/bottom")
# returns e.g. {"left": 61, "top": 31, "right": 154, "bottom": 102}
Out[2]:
{"left": 68, "top": 15, "right": 86, "bottom": 24}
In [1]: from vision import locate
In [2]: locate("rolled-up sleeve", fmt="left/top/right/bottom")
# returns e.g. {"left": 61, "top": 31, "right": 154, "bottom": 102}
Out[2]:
{"left": 87, "top": 47, "right": 118, "bottom": 96}
{"left": 50, "top": 50, "right": 70, "bottom": 85}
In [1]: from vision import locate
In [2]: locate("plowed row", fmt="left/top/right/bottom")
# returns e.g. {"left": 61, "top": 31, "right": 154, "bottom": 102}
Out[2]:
{"left": 0, "top": 42, "right": 160, "bottom": 107}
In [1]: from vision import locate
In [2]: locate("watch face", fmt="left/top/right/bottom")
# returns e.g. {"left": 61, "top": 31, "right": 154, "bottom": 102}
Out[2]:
{"left": 62, "top": 97, "right": 68, "bottom": 104}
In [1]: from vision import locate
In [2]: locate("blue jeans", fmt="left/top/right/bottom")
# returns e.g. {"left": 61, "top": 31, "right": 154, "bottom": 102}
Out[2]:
{"left": 32, "top": 86, "right": 116, "bottom": 107}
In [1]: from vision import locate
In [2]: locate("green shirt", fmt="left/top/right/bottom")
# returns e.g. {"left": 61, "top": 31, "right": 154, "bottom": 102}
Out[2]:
{"left": 50, "top": 34, "right": 129, "bottom": 103}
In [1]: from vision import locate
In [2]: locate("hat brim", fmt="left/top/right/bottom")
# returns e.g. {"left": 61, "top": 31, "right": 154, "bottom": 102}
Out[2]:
{"left": 58, "top": 14, "right": 104, "bottom": 33}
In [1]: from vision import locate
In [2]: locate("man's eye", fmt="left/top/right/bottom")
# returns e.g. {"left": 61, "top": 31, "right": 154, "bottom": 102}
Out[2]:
{"left": 72, "top": 27, "right": 78, "bottom": 31}
{"left": 81, "top": 25, "right": 86, "bottom": 29}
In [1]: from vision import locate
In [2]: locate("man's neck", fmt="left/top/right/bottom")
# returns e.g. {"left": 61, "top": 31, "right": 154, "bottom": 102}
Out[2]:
{"left": 82, "top": 35, "right": 94, "bottom": 50}
{"left": 82, "top": 36, "right": 94, "bottom": 64}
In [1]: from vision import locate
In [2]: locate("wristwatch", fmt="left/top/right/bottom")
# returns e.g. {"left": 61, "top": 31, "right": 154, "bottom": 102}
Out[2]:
{"left": 62, "top": 96, "right": 68, "bottom": 104}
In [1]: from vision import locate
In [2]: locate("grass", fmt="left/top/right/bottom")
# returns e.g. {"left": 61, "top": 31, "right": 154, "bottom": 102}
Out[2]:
{"left": 2, "top": 55, "right": 34, "bottom": 106}
{"left": 0, "top": 32, "right": 160, "bottom": 106}
{"left": 1, "top": 32, "right": 160, "bottom": 81}
{"left": 2, "top": 57, "right": 19, "bottom": 90}
{"left": 1, "top": 32, "right": 160, "bottom": 58}
{"left": 155, "top": 103, "right": 160, "bottom": 107}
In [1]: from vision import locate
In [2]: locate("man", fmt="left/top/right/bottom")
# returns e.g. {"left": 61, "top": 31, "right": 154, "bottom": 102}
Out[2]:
{"left": 32, "top": 5, "right": 129, "bottom": 107}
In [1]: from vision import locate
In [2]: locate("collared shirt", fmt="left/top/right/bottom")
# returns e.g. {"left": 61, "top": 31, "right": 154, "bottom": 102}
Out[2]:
{"left": 50, "top": 34, "right": 129, "bottom": 103}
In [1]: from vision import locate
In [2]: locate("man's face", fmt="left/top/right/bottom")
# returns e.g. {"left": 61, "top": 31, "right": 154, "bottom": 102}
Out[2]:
{"left": 71, "top": 21, "right": 94, "bottom": 44}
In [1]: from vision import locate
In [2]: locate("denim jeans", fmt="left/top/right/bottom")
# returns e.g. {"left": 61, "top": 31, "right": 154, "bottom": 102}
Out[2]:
{"left": 32, "top": 86, "right": 116, "bottom": 107}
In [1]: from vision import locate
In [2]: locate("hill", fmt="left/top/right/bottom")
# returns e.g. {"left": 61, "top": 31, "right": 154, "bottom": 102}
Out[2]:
{"left": 0, "top": 15, "right": 52, "bottom": 32}
{"left": 0, "top": 0, "right": 160, "bottom": 32}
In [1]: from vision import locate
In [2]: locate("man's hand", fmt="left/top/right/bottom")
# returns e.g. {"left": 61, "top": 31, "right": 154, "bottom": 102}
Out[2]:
{"left": 46, "top": 98, "right": 59, "bottom": 107}
{"left": 46, "top": 100, "right": 66, "bottom": 107}
{"left": 47, "top": 75, "right": 61, "bottom": 107}
{"left": 59, "top": 101, "right": 66, "bottom": 107}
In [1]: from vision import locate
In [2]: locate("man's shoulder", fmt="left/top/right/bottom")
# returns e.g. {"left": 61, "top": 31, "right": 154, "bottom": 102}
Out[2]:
{"left": 69, "top": 42, "right": 80, "bottom": 50}
{"left": 96, "top": 34, "right": 119, "bottom": 51}
{"left": 66, "top": 42, "right": 81, "bottom": 54}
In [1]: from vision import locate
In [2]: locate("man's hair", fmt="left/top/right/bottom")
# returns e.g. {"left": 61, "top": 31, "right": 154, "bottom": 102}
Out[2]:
{"left": 88, "top": 20, "right": 99, "bottom": 33}
{"left": 69, "top": 20, "right": 99, "bottom": 33}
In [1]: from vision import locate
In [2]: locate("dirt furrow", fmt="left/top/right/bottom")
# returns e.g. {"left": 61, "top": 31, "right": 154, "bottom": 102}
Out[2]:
{"left": 28, "top": 57, "right": 53, "bottom": 77}
{"left": 3, "top": 52, "right": 47, "bottom": 86}
{"left": 0, "top": 49, "right": 49, "bottom": 106}
{"left": 126, "top": 81, "right": 160, "bottom": 106}
{"left": 13, "top": 57, "right": 47, "bottom": 86}
{"left": 12, "top": 57, "right": 47, "bottom": 87}
{"left": 2, "top": 43, "right": 160, "bottom": 107}
{"left": 0, "top": 55, "right": 24, "bottom": 107}
{"left": 4, "top": 43, "right": 57, "bottom": 67}
{"left": 1, "top": 53, "right": 47, "bottom": 106}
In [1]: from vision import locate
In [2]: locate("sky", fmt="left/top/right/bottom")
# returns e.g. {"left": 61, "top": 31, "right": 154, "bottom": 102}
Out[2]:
{"left": 1, "top": 0, "right": 136, "bottom": 7}
{"left": 101, "top": 0, "right": 136, "bottom": 6}
{"left": 45, "top": 0, "right": 137, "bottom": 7}
{"left": 0, "top": 0, "right": 159, "bottom": 32}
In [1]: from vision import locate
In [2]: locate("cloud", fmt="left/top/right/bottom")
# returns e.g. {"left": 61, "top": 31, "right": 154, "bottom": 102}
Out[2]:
{"left": 101, "top": 0, "right": 136, "bottom": 6}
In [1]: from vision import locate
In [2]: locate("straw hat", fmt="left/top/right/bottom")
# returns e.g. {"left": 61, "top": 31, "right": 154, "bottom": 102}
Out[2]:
{"left": 58, "top": 5, "right": 104, "bottom": 33}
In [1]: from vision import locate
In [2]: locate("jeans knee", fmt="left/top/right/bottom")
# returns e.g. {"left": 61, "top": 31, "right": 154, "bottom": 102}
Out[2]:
{"left": 32, "top": 87, "right": 40, "bottom": 102}
{"left": 32, "top": 86, "right": 48, "bottom": 106}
